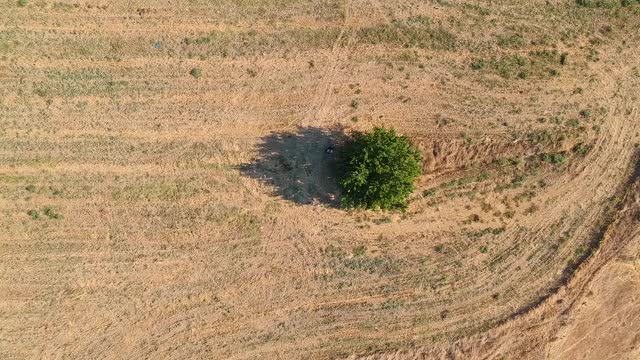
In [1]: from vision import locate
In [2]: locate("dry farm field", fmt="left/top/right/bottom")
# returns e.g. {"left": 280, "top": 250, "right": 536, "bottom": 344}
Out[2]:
{"left": 1, "top": 0, "right": 640, "bottom": 359}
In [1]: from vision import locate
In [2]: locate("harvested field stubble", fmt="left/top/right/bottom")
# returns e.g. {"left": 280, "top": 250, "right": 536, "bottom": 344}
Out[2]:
{"left": 1, "top": 1, "right": 639, "bottom": 359}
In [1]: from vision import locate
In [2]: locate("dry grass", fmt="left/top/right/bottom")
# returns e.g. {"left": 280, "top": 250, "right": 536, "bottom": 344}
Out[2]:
{"left": 1, "top": 1, "right": 639, "bottom": 359}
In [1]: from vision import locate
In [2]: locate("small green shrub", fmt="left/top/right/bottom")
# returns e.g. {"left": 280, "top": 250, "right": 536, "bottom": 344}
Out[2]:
{"left": 542, "top": 153, "right": 567, "bottom": 165}
{"left": 579, "top": 109, "right": 592, "bottom": 118}
{"left": 576, "top": 0, "right": 633, "bottom": 7}
{"left": 471, "top": 58, "right": 485, "bottom": 70}
{"left": 190, "top": 67, "right": 202, "bottom": 78}
{"left": 573, "top": 143, "right": 592, "bottom": 156}
{"left": 497, "top": 33, "right": 525, "bottom": 49}
{"left": 469, "top": 227, "right": 505, "bottom": 237}
{"left": 338, "top": 127, "right": 422, "bottom": 210}
{"left": 493, "top": 54, "right": 529, "bottom": 79}
{"left": 373, "top": 216, "right": 392, "bottom": 225}
{"left": 565, "top": 118, "right": 581, "bottom": 128}
{"left": 352, "top": 245, "right": 367, "bottom": 257}
{"left": 27, "top": 210, "right": 39, "bottom": 219}
{"left": 423, "top": 189, "right": 437, "bottom": 197}
{"left": 42, "top": 207, "right": 63, "bottom": 219}
{"left": 621, "top": 0, "right": 640, "bottom": 6}
{"left": 17, "top": 0, "right": 28, "bottom": 6}
{"left": 460, "top": 132, "right": 473, "bottom": 145}
{"left": 560, "top": 52, "right": 568, "bottom": 65}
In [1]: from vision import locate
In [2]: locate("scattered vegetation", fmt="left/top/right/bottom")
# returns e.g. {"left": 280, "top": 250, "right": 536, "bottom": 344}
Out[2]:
{"left": 5, "top": 2, "right": 637, "bottom": 358}
{"left": 560, "top": 52, "right": 568, "bottom": 65}
{"left": 579, "top": 109, "right": 592, "bottom": 118}
{"left": 321, "top": 245, "right": 400, "bottom": 276}
{"left": 468, "top": 227, "right": 505, "bottom": 237}
{"left": 576, "top": 0, "right": 639, "bottom": 8}
{"left": 471, "top": 58, "right": 485, "bottom": 70}
{"left": 542, "top": 153, "right": 567, "bottom": 165}
{"left": 356, "top": 18, "right": 457, "bottom": 51}
{"left": 573, "top": 143, "right": 592, "bottom": 156}
{"left": 34, "top": 69, "right": 126, "bottom": 98}
{"left": 423, "top": 189, "right": 437, "bottom": 197}
{"left": 497, "top": 33, "right": 525, "bottom": 49}
{"left": 492, "top": 54, "right": 529, "bottom": 79}
{"left": 496, "top": 175, "right": 527, "bottom": 192}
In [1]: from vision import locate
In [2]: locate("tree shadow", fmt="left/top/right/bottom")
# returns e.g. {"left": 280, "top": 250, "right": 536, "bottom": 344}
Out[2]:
{"left": 240, "top": 126, "right": 347, "bottom": 207}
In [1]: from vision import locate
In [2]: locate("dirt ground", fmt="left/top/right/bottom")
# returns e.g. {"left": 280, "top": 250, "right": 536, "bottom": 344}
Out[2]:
{"left": 1, "top": 1, "right": 639, "bottom": 359}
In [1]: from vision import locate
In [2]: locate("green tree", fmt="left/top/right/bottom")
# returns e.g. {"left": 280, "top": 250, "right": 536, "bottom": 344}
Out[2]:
{"left": 338, "top": 127, "right": 422, "bottom": 210}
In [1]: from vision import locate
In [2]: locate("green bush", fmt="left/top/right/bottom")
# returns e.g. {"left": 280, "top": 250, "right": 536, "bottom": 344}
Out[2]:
{"left": 575, "top": 0, "right": 623, "bottom": 7}
{"left": 42, "top": 207, "right": 63, "bottom": 219}
{"left": 27, "top": 210, "right": 39, "bottom": 220}
{"left": 471, "top": 58, "right": 485, "bottom": 70}
{"left": 337, "top": 127, "right": 422, "bottom": 210}
{"left": 542, "top": 153, "right": 567, "bottom": 165}
{"left": 189, "top": 67, "right": 202, "bottom": 78}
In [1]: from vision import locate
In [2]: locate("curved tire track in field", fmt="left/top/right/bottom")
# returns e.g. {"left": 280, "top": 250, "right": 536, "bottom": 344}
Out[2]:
{"left": 360, "top": 44, "right": 640, "bottom": 360}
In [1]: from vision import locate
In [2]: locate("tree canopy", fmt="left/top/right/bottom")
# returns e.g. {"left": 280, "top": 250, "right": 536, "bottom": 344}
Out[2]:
{"left": 337, "top": 127, "right": 422, "bottom": 210}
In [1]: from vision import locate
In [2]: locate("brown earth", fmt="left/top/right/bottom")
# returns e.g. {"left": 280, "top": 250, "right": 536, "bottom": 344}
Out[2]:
{"left": 1, "top": 1, "right": 639, "bottom": 359}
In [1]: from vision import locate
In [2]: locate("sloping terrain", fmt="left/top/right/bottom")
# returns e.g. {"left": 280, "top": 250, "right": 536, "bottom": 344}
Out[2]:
{"left": 1, "top": 1, "right": 639, "bottom": 359}
{"left": 364, "top": 157, "right": 640, "bottom": 359}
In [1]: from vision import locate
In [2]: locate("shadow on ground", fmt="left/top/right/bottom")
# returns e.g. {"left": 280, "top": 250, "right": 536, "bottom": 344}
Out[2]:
{"left": 240, "top": 126, "right": 347, "bottom": 207}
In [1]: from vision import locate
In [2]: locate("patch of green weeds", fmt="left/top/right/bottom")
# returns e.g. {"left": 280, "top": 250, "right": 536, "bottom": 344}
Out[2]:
{"left": 497, "top": 33, "right": 525, "bottom": 48}
{"left": 573, "top": 143, "right": 592, "bottom": 156}
{"left": 356, "top": 19, "right": 457, "bottom": 50}
{"left": 468, "top": 227, "right": 505, "bottom": 237}
{"left": 560, "top": 52, "right": 568, "bottom": 65}
{"left": 190, "top": 67, "right": 202, "bottom": 78}
{"left": 471, "top": 58, "right": 485, "bottom": 70}
{"left": 542, "top": 152, "right": 567, "bottom": 165}
{"left": 27, "top": 210, "right": 39, "bottom": 219}
{"left": 579, "top": 109, "right": 592, "bottom": 118}
{"left": 496, "top": 175, "right": 527, "bottom": 192}
{"left": 321, "top": 245, "right": 400, "bottom": 276}
{"left": 42, "top": 207, "right": 63, "bottom": 219}
{"left": 423, "top": 189, "right": 437, "bottom": 197}
{"left": 352, "top": 245, "right": 367, "bottom": 257}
